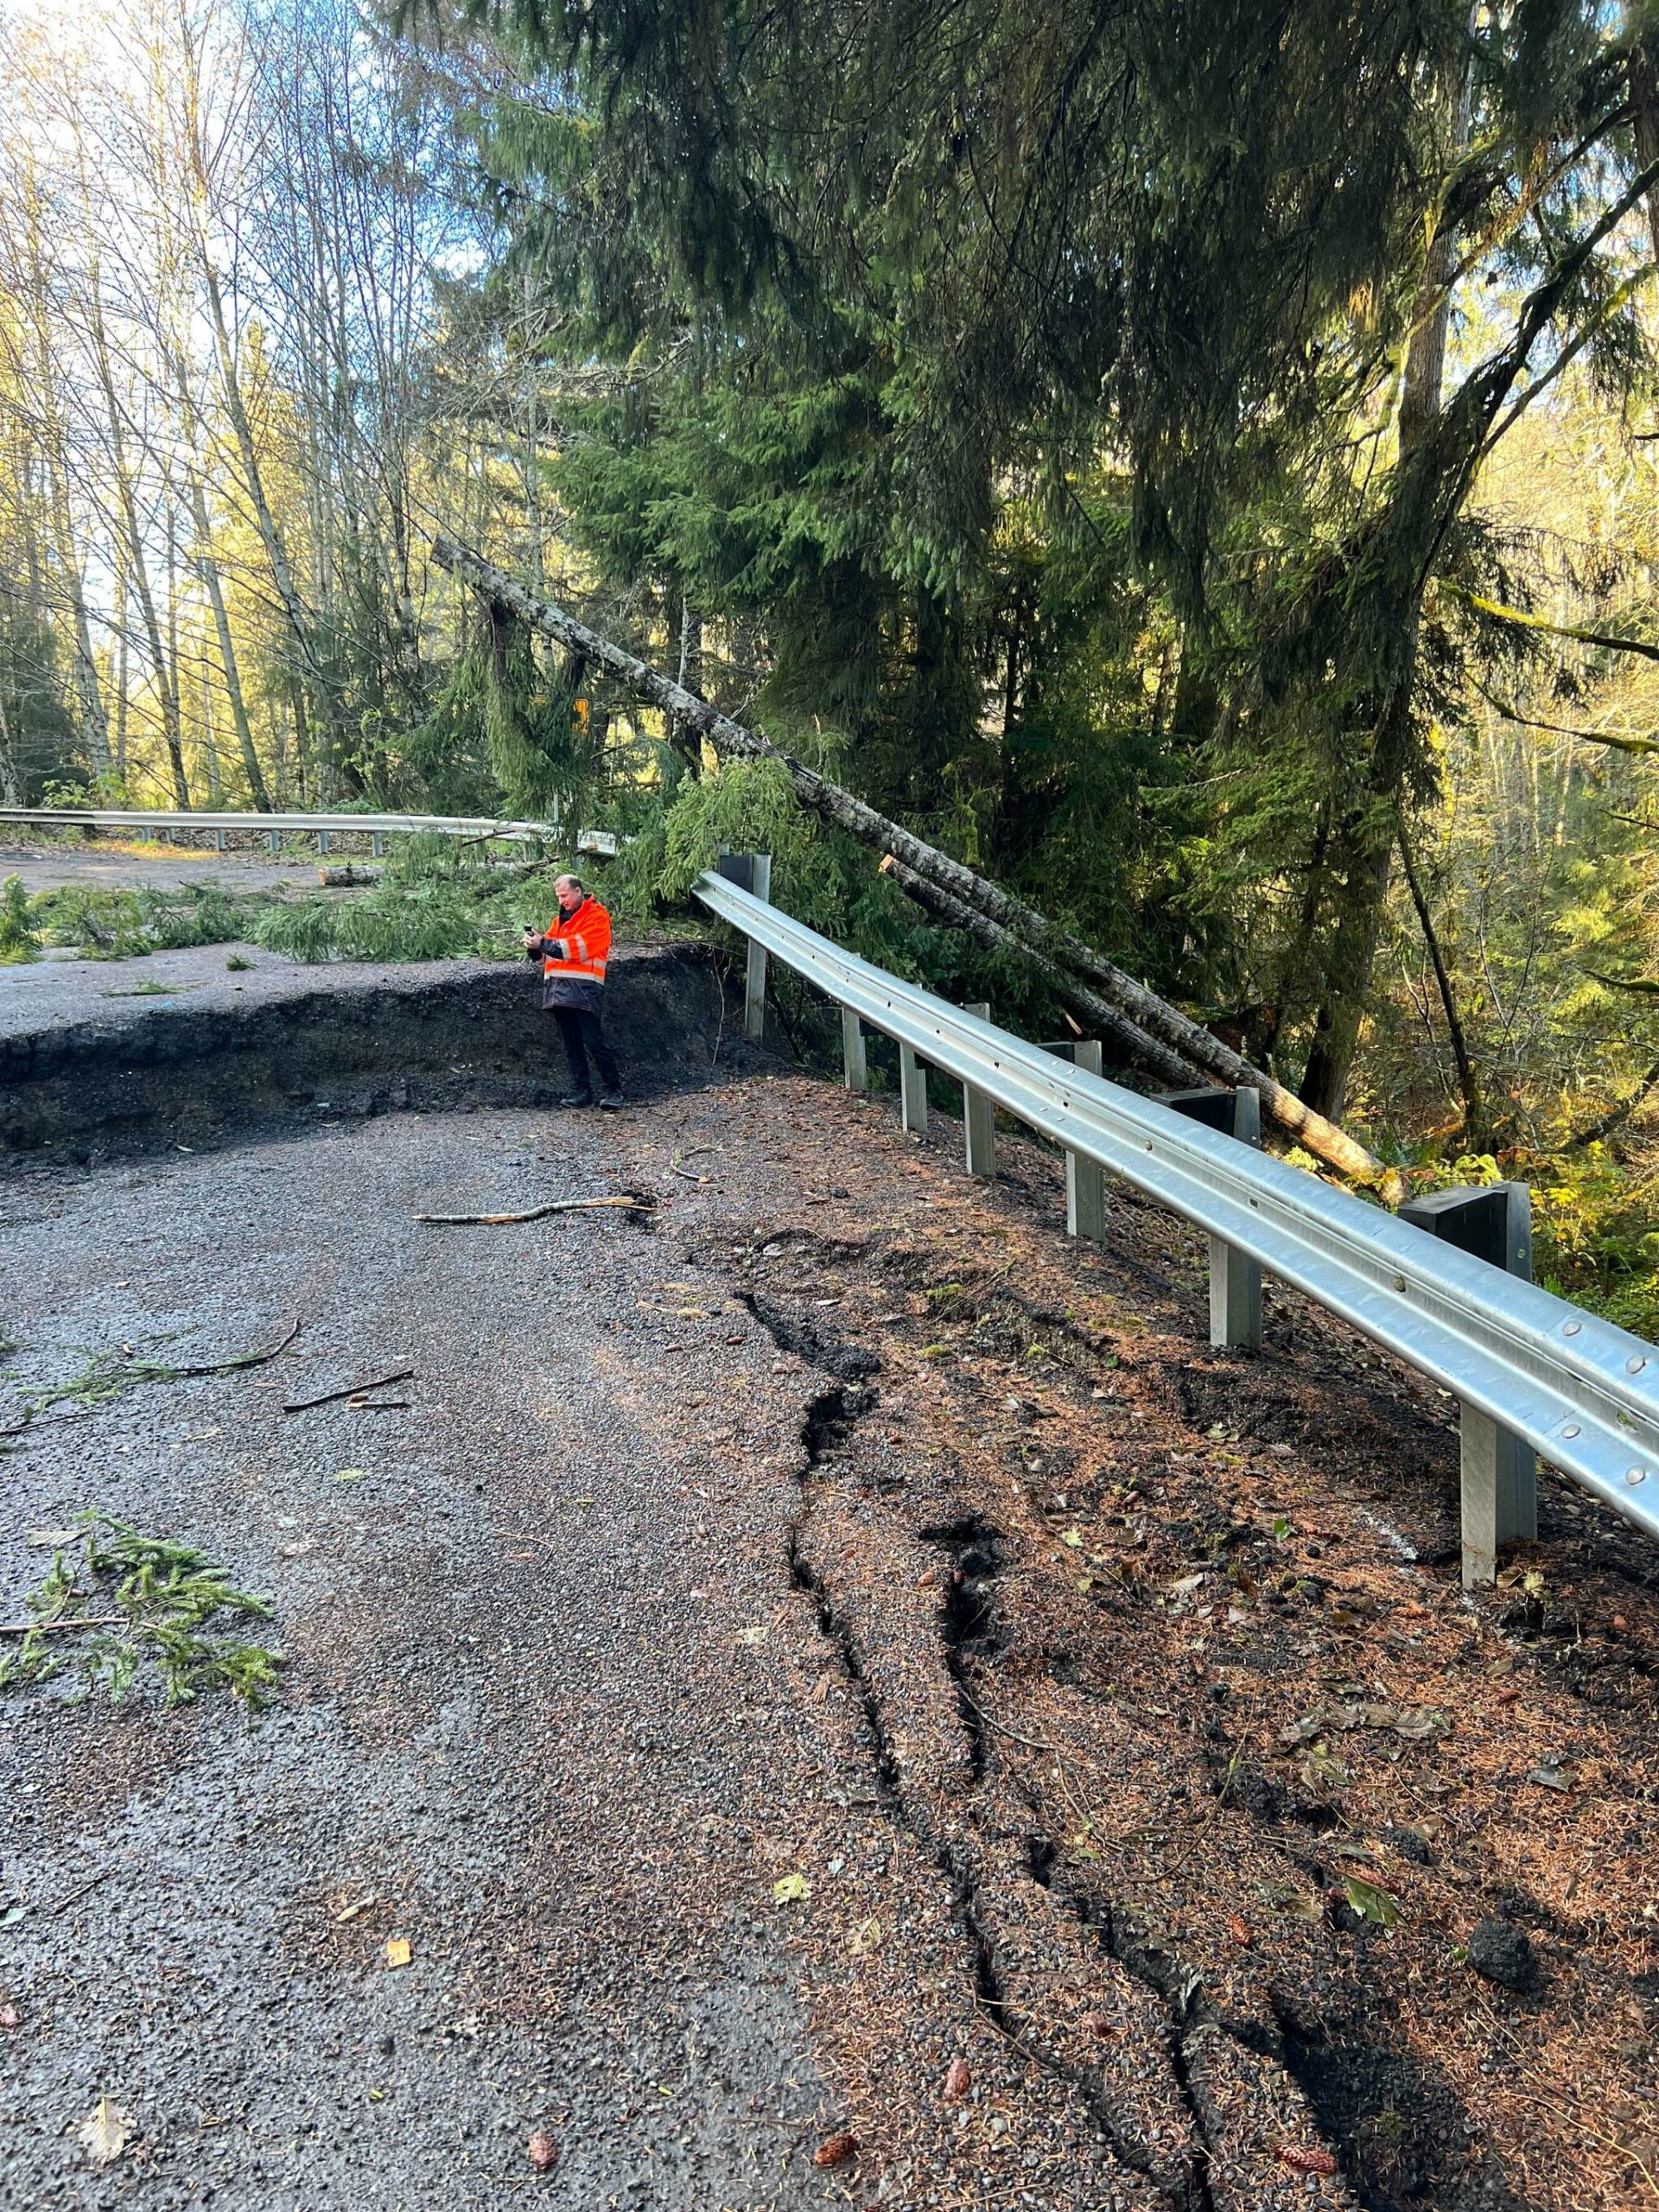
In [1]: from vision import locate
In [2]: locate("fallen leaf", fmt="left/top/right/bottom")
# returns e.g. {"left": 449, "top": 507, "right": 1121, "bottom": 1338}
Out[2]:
{"left": 385, "top": 1936, "right": 412, "bottom": 1968}
{"left": 527, "top": 2129, "right": 559, "bottom": 2172}
{"left": 0, "top": 2002, "right": 19, "bottom": 2030}
{"left": 1297, "top": 1746, "right": 1352, "bottom": 1790}
{"left": 78, "top": 2097, "right": 134, "bottom": 2171}
{"left": 334, "top": 1894, "right": 378, "bottom": 1924}
{"left": 735, "top": 1625, "right": 767, "bottom": 1647}
{"left": 772, "top": 1873, "right": 810, "bottom": 1905}
{"left": 1225, "top": 1914, "right": 1253, "bottom": 1948}
{"left": 27, "top": 1528, "right": 82, "bottom": 1548}
{"left": 1528, "top": 1761, "right": 1573, "bottom": 1793}
{"left": 943, "top": 2056, "right": 972, "bottom": 2101}
{"left": 334, "top": 1468, "right": 368, "bottom": 1484}
{"left": 814, "top": 2133, "right": 858, "bottom": 2168}
{"left": 1389, "top": 1706, "right": 1451, "bottom": 1740}
{"left": 1341, "top": 1875, "right": 1402, "bottom": 1928}
{"left": 1261, "top": 1881, "right": 1327, "bottom": 1923}
{"left": 1279, "top": 2145, "right": 1339, "bottom": 2176}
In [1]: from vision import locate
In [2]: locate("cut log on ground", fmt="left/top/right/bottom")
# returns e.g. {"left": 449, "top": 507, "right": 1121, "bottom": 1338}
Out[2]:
{"left": 431, "top": 531, "right": 1385, "bottom": 1186}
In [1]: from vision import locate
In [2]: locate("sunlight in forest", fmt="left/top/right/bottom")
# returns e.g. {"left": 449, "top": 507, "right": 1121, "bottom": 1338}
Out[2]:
{"left": 0, "top": 0, "right": 1653, "bottom": 1308}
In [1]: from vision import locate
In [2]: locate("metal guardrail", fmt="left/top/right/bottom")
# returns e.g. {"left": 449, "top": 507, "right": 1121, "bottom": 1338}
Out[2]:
{"left": 695, "top": 864, "right": 1659, "bottom": 1585}
{"left": 0, "top": 807, "right": 620, "bottom": 858}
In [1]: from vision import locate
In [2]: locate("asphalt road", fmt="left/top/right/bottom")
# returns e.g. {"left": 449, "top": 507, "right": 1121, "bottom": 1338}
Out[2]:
{"left": 0, "top": 1098, "right": 874, "bottom": 2211}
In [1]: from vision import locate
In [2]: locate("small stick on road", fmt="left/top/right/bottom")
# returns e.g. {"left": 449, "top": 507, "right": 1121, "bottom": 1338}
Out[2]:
{"left": 0, "top": 1615, "right": 125, "bottom": 1637}
{"left": 413, "top": 1194, "right": 657, "bottom": 1226}
{"left": 168, "top": 1318, "right": 303, "bottom": 1378}
{"left": 283, "top": 1367, "right": 415, "bottom": 1414}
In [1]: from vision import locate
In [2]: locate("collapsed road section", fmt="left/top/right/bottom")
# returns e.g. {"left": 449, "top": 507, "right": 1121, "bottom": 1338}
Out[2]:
{"left": 0, "top": 942, "right": 721, "bottom": 1166}
{"left": 1, "top": 1052, "right": 1656, "bottom": 2209}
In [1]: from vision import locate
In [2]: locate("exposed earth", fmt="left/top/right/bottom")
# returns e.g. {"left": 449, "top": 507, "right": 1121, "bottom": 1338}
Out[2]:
{"left": 2, "top": 963, "right": 1657, "bottom": 2211}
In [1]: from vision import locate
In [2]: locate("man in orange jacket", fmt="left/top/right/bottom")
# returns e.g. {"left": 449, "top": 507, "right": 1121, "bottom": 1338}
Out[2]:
{"left": 523, "top": 874, "right": 624, "bottom": 1110}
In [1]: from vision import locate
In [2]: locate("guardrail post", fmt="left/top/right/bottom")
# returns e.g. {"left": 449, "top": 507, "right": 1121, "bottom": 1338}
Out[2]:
{"left": 372, "top": 832, "right": 385, "bottom": 858}
{"left": 213, "top": 828, "right": 226, "bottom": 854}
{"left": 268, "top": 829, "right": 282, "bottom": 854}
{"left": 716, "top": 850, "right": 772, "bottom": 1043}
{"left": 1162, "top": 1086, "right": 1264, "bottom": 1351}
{"left": 1041, "top": 1039, "right": 1107, "bottom": 1242}
{"left": 1065, "top": 1040, "right": 1107, "bottom": 1241}
{"left": 1399, "top": 1182, "right": 1537, "bottom": 1587}
{"left": 963, "top": 1002, "right": 996, "bottom": 1178}
{"left": 899, "top": 1043, "right": 928, "bottom": 1135}
{"left": 841, "top": 1007, "right": 868, "bottom": 1094}
{"left": 318, "top": 830, "right": 331, "bottom": 856}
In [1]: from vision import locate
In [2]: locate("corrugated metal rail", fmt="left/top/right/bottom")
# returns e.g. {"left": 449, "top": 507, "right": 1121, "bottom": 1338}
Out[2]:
{"left": 0, "top": 807, "right": 617, "bottom": 855}
{"left": 695, "top": 866, "right": 1659, "bottom": 1584}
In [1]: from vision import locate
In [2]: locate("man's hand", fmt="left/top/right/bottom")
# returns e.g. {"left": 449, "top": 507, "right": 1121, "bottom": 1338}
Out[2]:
{"left": 523, "top": 931, "right": 543, "bottom": 957}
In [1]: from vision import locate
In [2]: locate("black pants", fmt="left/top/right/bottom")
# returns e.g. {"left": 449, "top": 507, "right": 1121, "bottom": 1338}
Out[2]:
{"left": 552, "top": 1005, "right": 620, "bottom": 1097}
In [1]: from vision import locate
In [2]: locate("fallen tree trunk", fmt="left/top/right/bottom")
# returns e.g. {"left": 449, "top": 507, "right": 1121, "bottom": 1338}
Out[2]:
{"left": 431, "top": 531, "right": 1385, "bottom": 1185}
{"left": 877, "top": 855, "right": 1203, "bottom": 1090}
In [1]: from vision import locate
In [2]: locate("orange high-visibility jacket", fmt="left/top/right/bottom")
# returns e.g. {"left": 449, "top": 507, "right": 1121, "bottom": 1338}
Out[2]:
{"left": 543, "top": 893, "right": 612, "bottom": 988}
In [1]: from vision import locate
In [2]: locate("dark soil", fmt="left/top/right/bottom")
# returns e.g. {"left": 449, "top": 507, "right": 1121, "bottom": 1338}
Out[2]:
{"left": 0, "top": 944, "right": 723, "bottom": 1166}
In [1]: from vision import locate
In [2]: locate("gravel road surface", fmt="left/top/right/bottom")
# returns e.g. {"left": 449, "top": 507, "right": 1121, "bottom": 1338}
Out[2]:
{"left": 3, "top": 1065, "right": 1657, "bottom": 2210}
{"left": 0, "top": 846, "right": 340, "bottom": 897}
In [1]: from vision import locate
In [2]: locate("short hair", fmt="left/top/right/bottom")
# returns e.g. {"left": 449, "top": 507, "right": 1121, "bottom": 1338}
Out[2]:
{"left": 556, "top": 872, "right": 584, "bottom": 893}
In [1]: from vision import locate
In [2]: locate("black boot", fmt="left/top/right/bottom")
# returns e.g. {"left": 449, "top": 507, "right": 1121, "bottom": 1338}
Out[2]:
{"left": 557, "top": 1090, "right": 594, "bottom": 1109}
{"left": 599, "top": 1090, "right": 626, "bottom": 1111}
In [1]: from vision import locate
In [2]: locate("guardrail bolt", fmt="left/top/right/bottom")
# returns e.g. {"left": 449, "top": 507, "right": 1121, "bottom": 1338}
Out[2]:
{"left": 1160, "top": 1087, "right": 1264, "bottom": 1350}
{"left": 1399, "top": 1180, "right": 1537, "bottom": 1587}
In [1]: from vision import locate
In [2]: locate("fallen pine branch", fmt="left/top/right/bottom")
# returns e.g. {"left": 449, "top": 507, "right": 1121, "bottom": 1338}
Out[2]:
{"left": 413, "top": 1193, "right": 657, "bottom": 1226}
{"left": 283, "top": 1366, "right": 416, "bottom": 1414}
{"left": 432, "top": 531, "right": 1385, "bottom": 1188}
{"left": 0, "top": 1319, "right": 302, "bottom": 1440}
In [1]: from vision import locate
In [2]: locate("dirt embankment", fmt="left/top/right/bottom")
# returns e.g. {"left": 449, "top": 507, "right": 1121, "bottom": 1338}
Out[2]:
{"left": 0, "top": 944, "right": 724, "bottom": 1166}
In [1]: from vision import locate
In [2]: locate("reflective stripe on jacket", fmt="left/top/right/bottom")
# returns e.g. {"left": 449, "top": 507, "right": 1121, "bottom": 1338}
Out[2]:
{"left": 543, "top": 894, "right": 612, "bottom": 988}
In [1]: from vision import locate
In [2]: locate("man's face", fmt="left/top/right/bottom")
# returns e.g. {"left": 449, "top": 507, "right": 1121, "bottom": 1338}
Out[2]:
{"left": 556, "top": 880, "right": 581, "bottom": 914}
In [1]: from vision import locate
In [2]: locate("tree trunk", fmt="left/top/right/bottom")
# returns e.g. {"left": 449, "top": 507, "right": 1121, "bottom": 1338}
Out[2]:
{"left": 199, "top": 258, "right": 337, "bottom": 758}
{"left": 432, "top": 531, "right": 1387, "bottom": 1185}
{"left": 0, "top": 685, "right": 20, "bottom": 807}
{"left": 1296, "top": 32, "right": 1473, "bottom": 1117}
{"left": 1395, "top": 807, "right": 1484, "bottom": 1146}
{"left": 111, "top": 544, "right": 130, "bottom": 789}
{"left": 188, "top": 474, "right": 272, "bottom": 810}
{"left": 86, "top": 290, "right": 188, "bottom": 808}
{"left": 879, "top": 855, "right": 1204, "bottom": 1089}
